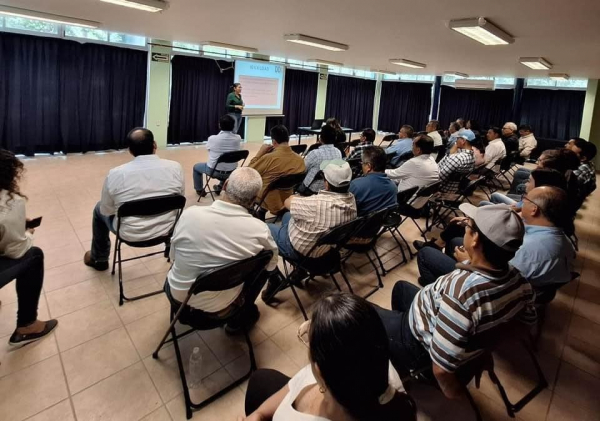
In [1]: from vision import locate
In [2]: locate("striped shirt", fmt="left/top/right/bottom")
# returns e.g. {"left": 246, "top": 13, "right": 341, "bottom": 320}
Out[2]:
{"left": 289, "top": 191, "right": 357, "bottom": 257}
{"left": 438, "top": 149, "right": 475, "bottom": 193}
{"left": 409, "top": 263, "right": 536, "bottom": 373}
{"left": 303, "top": 144, "right": 342, "bottom": 192}
{"left": 573, "top": 161, "right": 596, "bottom": 187}
{"left": 347, "top": 141, "right": 373, "bottom": 160}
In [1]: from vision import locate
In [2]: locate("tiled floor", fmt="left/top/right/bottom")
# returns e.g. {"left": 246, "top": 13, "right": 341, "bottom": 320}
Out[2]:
{"left": 1, "top": 139, "right": 599, "bottom": 421}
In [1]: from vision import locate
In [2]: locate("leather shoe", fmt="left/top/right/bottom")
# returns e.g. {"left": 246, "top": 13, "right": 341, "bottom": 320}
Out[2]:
{"left": 83, "top": 251, "right": 109, "bottom": 271}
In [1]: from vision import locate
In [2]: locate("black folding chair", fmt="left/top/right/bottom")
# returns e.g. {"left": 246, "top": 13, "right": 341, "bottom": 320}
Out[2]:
{"left": 429, "top": 177, "right": 485, "bottom": 230}
{"left": 152, "top": 250, "right": 273, "bottom": 420}
{"left": 290, "top": 144, "right": 307, "bottom": 155}
{"left": 343, "top": 207, "right": 394, "bottom": 298}
{"left": 346, "top": 157, "right": 363, "bottom": 179}
{"left": 380, "top": 186, "right": 420, "bottom": 265}
{"left": 433, "top": 144, "right": 446, "bottom": 163}
{"left": 378, "top": 133, "right": 399, "bottom": 147}
{"left": 268, "top": 218, "right": 365, "bottom": 320}
{"left": 398, "top": 181, "right": 443, "bottom": 243}
{"left": 198, "top": 150, "right": 249, "bottom": 202}
{"left": 112, "top": 194, "right": 186, "bottom": 306}
{"left": 252, "top": 172, "right": 307, "bottom": 221}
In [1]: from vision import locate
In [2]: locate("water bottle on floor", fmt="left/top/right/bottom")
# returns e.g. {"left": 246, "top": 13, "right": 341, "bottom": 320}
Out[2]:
{"left": 188, "top": 347, "right": 203, "bottom": 389}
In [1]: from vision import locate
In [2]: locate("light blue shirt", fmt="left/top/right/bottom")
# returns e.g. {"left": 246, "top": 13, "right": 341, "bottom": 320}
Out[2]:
{"left": 386, "top": 138, "right": 413, "bottom": 167}
{"left": 510, "top": 225, "right": 575, "bottom": 288}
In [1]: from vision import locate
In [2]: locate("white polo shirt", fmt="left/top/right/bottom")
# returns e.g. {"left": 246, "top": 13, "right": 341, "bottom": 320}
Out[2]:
{"left": 483, "top": 138, "right": 507, "bottom": 169}
{"left": 386, "top": 154, "right": 440, "bottom": 192}
{"left": 428, "top": 130, "right": 443, "bottom": 147}
{"left": 100, "top": 154, "right": 185, "bottom": 242}
{"left": 167, "top": 200, "right": 279, "bottom": 312}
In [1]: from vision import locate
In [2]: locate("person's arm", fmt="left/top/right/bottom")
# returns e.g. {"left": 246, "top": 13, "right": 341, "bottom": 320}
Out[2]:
{"left": 249, "top": 145, "right": 274, "bottom": 167}
{"left": 432, "top": 364, "right": 465, "bottom": 400}
{"left": 241, "top": 384, "right": 290, "bottom": 421}
{"left": 99, "top": 175, "right": 116, "bottom": 216}
{"left": 386, "top": 159, "right": 415, "bottom": 180}
{"left": 226, "top": 94, "right": 239, "bottom": 112}
{"left": 260, "top": 226, "right": 280, "bottom": 271}
{"left": 283, "top": 195, "right": 295, "bottom": 210}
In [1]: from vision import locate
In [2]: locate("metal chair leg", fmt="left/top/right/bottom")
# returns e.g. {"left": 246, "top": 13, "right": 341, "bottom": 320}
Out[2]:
{"left": 111, "top": 239, "right": 119, "bottom": 275}
{"left": 339, "top": 268, "right": 354, "bottom": 294}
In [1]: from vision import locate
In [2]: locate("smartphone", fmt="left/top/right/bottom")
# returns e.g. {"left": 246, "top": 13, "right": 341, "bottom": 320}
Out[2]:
{"left": 26, "top": 217, "right": 43, "bottom": 229}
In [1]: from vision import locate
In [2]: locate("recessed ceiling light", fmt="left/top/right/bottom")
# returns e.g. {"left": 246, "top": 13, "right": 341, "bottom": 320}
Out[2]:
{"left": 549, "top": 73, "right": 570, "bottom": 81}
{"left": 284, "top": 34, "right": 348, "bottom": 52}
{"left": 372, "top": 70, "right": 396, "bottom": 75}
{"left": 444, "top": 71, "right": 469, "bottom": 78}
{"left": 0, "top": 5, "right": 100, "bottom": 28}
{"left": 99, "top": 0, "right": 168, "bottom": 13}
{"left": 519, "top": 57, "right": 553, "bottom": 70}
{"left": 305, "top": 59, "right": 344, "bottom": 67}
{"left": 389, "top": 59, "right": 426, "bottom": 69}
{"left": 448, "top": 17, "right": 514, "bottom": 46}
{"left": 200, "top": 41, "right": 258, "bottom": 54}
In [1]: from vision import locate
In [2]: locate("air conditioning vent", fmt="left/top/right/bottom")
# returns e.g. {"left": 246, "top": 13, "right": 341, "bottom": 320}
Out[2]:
{"left": 454, "top": 79, "right": 495, "bottom": 90}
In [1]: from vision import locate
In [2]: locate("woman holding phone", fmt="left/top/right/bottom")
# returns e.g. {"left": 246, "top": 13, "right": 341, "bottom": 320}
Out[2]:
{"left": 226, "top": 83, "right": 245, "bottom": 134}
{"left": 0, "top": 149, "right": 57, "bottom": 347}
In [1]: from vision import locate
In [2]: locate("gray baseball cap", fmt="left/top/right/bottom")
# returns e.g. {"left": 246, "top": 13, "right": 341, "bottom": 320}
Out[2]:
{"left": 459, "top": 204, "right": 524, "bottom": 252}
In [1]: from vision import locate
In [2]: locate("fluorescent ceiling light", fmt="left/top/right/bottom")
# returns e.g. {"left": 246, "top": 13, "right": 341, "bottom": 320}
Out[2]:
{"left": 373, "top": 70, "right": 396, "bottom": 75}
{"left": 305, "top": 59, "right": 344, "bottom": 67}
{"left": 549, "top": 73, "right": 570, "bottom": 81}
{"left": 519, "top": 57, "right": 553, "bottom": 70}
{"left": 284, "top": 34, "right": 348, "bottom": 52}
{"left": 389, "top": 59, "right": 426, "bottom": 69}
{"left": 445, "top": 71, "right": 469, "bottom": 78}
{"left": 0, "top": 5, "right": 100, "bottom": 28}
{"left": 200, "top": 41, "right": 258, "bottom": 54}
{"left": 99, "top": 0, "right": 168, "bottom": 13}
{"left": 448, "top": 17, "right": 514, "bottom": 46}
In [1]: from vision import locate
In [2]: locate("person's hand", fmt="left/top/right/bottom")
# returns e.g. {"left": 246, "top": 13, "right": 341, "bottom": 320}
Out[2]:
{"left": 510, "top": 204, "right": 522, "bottom": 213}
{"left": 449, "top": 216, "right": 468, "bottom": 225}
{"left": 256, "top": 144, "right": 274, "bottom": 158}
{"left": 453, "top": 245, "right": 469, "bottom": 262}
{"left": 27, "top": 228, "right": 35, "bottom": 234}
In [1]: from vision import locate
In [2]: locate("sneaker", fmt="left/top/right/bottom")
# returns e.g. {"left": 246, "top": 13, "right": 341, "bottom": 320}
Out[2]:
{"left": 225, "top": 304, "right": 260, "bottom": 335}
{"left": 83, "top": 251, "right": 109, "bottom": 271}
{"left": 9, "top": 319, "right": 58, "bottom": 347}
{"left": 413, "top": 239, "right": 441, "bottom": 252}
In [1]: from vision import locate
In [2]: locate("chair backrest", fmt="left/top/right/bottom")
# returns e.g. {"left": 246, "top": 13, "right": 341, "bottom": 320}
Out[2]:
{"left": 215, "top": 149, "right": 250, "bottom": 166}
{"left": 305, "top": 217, "right": 365, "bottom": 256}
{"left": 397, "top": 186, "right": 419, "bottom": 205}
{"left": 378, "top": 134, "right": 399, "bottom": 146}
{"left": 351, "top": 207, "right": 391, "bottom": 241}
{"left": 267, "top": 172, "right": 307, "bottom": 192}
{"left": 416, "top": 180, "right": 442, "bottom": 198}
{"left": 346, "top": 158, "right": 363, "bottom": 179}
{"left": 291, "top": 144, "right": 307, "bottom": 155}
{"left": 117, "top": 194, "right": 186, "bottom": 218}
{"left": 458, "top": 176, "right": 482, "bottom": 196}
{"left": 433, "top": 145, "right": 446, "bottom": 163}
{"left": 189, "top": 250, "right": 273, "bottom": 294}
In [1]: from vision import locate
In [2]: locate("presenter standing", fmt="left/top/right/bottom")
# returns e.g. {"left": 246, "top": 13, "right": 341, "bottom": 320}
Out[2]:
{"left": 226, "top": 83, "right": 244, "bottom": 134}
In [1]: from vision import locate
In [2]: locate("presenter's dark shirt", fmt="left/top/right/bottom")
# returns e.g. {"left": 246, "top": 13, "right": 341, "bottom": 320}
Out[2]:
{"left": 226, "top": 92, "right": 244, "bottom": 114}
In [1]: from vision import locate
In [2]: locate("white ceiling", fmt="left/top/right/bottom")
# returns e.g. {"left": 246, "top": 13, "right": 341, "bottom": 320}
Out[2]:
{"left": 4, "top": 0, "right": 600, "bottom": 78}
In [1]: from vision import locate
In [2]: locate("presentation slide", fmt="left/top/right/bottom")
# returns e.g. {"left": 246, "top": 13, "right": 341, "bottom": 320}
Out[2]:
{"left": 234, "top": 60, "right": 285, "bottom": 116}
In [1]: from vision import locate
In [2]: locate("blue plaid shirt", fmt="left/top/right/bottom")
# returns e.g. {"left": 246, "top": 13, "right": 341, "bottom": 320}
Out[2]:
{"left": 303, "top": 144, "right": 342, "bottom": 191}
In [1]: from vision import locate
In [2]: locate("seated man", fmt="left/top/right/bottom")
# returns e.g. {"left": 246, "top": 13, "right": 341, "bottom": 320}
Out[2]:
{"left": 192, "top": 114, "right": 242, "bottom": 196}
{"left": 349, "top": 146, "right": 397, "bottom": 216}
{"left": 84, "top": 128, "right": 184, "bottom": 271}
{"left": 386, "top": 125, "right": 414, "bottom": 167}
{"left": 375, "top": 204, "right": 535, "bottom": 399}
{"left": 386, "top": 134, "right": 439, "bottom": 192}
{"left": 417, "top": 187, "right": 575, "bottom": 290}
{"left": 567, "top": 137, "right": 597, "bottom": 198}
{"left": 166, "top": 167, "right": 279, "bottom": 333}
{"left": 501, "top": 122, "right": 519, "bottom": 156}
{"left": 249, "top": 125, "right": 306, "bottom": 217}
{"left": 437, "top": 129, "right": 476, "bottom": 193}
{"left": 347, "top": 128, "right": 376, "bottom": 160}
{"left": 426, "top": 120, "right": 443, "bottom": 147}
{"left": 518, "top": 124, "right": 537, "bottom": 159}
{"left": 481, "top": 127, "right": 506, "bottom": 169}
{"left": 263, "top": 160, "right": 357, "bottom": 301}
{"left": 445, "top": 122, "right": 461, "bottom": 151}
{"left": 299, "top": 125, "right": 342, "bottom": 195}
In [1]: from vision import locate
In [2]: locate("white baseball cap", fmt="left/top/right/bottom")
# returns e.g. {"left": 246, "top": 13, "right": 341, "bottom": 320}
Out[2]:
{"left": 320, "top": 159, "right": 352, "bottom": 188}
{"left": 459, "top": 203, "right": 524, "bottom": 252}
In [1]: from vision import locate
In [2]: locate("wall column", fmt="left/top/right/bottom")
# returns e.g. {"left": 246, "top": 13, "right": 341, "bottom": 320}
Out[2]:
{"left": 372, "top": 73, "right": 383, "bottom": 131}
{"left": 580, "top": 79, "right": 600, "bottom": 167}
{"left": 430, "top": 76, "right": 442, "bottom": 120}
{"left": 146, "top": 40, "right": 172, "bottom": 149}
{"left": 315, "top": 66, "right": 328, "bottom": 120}
{"left": 511, "top": 78, "right": 525, "bottom": 124}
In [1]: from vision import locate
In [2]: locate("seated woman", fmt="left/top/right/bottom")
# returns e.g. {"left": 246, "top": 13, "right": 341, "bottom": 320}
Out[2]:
{"left": 0, "top": 149, "right": 57, "bottom": 346}
{"left": 240, "top": 292, "right": 416, "bottom": 421}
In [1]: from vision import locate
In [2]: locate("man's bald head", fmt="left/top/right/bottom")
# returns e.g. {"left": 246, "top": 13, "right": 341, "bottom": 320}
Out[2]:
{"left": 526, "top": 186, "right": 569, "bottom": 228}
{"left": 127, "top": 128, "right": 156, "bottom": 157}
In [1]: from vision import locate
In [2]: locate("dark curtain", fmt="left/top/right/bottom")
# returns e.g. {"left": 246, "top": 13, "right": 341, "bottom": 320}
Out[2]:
{"left": 168, "top": 55, "right": 241, "bottom": 144}
{"left": 325, "top": 74, "right": 376, "bottom": 130}
{"left": 520, "top": 88, "right": 585, "bottom": 140}
{"left": 378, "top": 81, "right": 432, "bottom": 133}
{"left": 0, "top": 32, "right": 147, "bottom": 155}
{"left": 265, "top": 68, "right": 318, "bottom": 135}
{"left": 438, "top": 85, "right": 514, "bottom": 130}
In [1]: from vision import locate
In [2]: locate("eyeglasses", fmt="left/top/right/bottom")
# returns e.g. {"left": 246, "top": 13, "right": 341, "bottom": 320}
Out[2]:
{"left": 297, "top": 320, "right": 311, "bottom": 347}
{"left": 458, "top": 218, "right": 476, "bottom": 231}
{"left": 522, "top": 194, "right": 542, "bottom": 209}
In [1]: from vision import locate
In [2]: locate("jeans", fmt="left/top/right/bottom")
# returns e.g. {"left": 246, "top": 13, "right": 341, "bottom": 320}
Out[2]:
{"left": 229, "top": 112, "right": 243, "bottom": 134}
{"left": 417, "top": 245, "right": 460, "bottom": 286}
{"left": 192, "top": 163, "right": 232, "bottom": 193}
{"left": 245, "top": 369, "right": 290, "bottom": 415}
{"left": 509, "top": 168, "right": 531, "bottom": 195}
{"left": 0, "top": 247, "right": 44, "bottom": 327}
{"left": 374, "top": 281, "right": 431, "bottom": 377}
{"left": 268, "top": 212, "right": 302, "bottom": 261}
{"left": 91, "top": 202, "right": 116, "bottom": 262}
